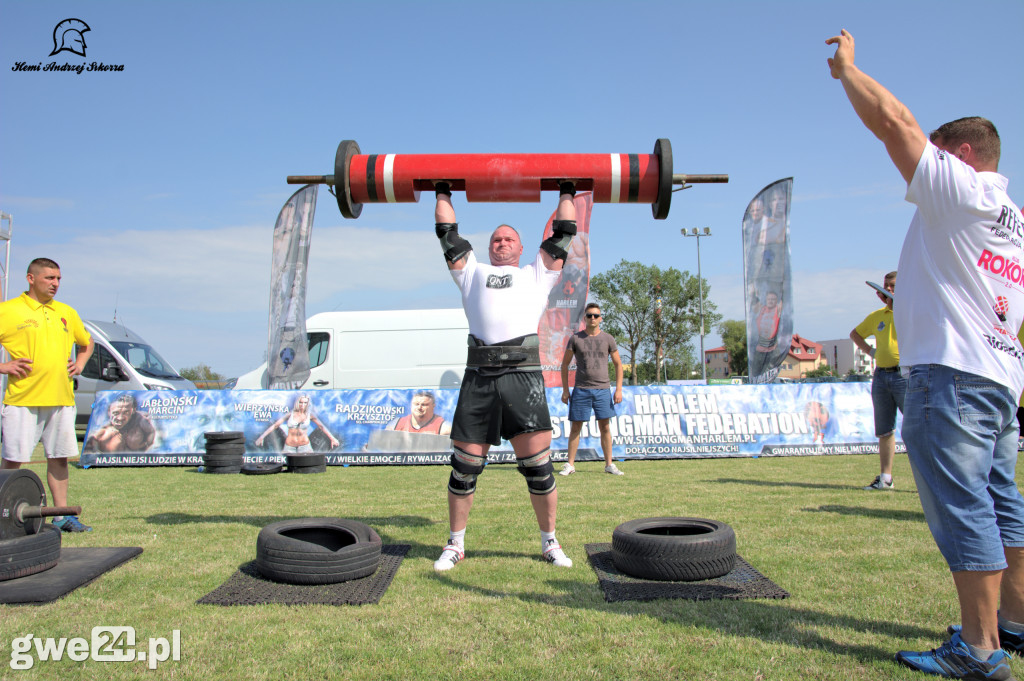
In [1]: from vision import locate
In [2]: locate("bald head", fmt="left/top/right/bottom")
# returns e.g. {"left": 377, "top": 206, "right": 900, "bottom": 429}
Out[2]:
{"left": 488, "top": 225, "right": 523, "bottom": 267}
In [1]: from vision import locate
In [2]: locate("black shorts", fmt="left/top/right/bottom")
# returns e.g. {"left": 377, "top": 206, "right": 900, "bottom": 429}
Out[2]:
{"left": 451, "top": 370, "right": 552, "bottom": 446}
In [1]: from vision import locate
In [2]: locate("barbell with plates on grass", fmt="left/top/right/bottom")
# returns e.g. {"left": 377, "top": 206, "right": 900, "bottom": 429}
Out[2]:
{"left": 0, "top": 469, "right": 82, "bottom": 540}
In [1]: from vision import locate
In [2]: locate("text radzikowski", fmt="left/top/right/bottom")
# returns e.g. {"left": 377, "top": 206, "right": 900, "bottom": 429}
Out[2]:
{"left": 12, "top": 61, "right": 125, "bottom": 74}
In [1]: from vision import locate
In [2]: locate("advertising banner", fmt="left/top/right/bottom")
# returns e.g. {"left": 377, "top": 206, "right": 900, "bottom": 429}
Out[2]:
{"left": 539, "top": 191, "right": 593, "bottom": 387}
{"left": 80, "top": 383, "right": 901, "bottom": 467}
{"left": 267, "top": 184, "right": 317, "bottom": 390}
{"left": 743, "top": 178, "right": 794, "bottom": 383}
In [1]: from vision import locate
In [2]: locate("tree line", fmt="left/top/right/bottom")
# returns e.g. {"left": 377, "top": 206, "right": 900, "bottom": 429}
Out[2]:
{"left": 590, "top": 260, "right": 722, "bottom": 385}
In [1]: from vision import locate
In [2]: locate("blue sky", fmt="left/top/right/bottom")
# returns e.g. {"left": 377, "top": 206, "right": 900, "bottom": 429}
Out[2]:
{"left": 2, "top": 0, "right": 1022, "bottom": 378}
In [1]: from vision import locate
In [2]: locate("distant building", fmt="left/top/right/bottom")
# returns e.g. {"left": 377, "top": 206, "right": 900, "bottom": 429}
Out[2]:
{"left": 704, "top": 334, "right": 828, "bottom": 379}
{"left": 818, "top": 337, "right": 875, "bottom": 376}
{"left": 704, "top": 346, "right": 730, "bottom": 378}
{"left": 777, "top": 334, "right": 826, "bottom": 379}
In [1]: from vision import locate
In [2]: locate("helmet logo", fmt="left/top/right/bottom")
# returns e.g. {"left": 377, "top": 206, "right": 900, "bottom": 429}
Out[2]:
{"left": 50, "top": 18, "right": 91, "bottom": 58}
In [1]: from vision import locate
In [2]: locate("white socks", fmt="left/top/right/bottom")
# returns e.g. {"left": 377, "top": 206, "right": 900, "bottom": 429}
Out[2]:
{"left": 449, "top": 529, "right": 466, "bottom": 548}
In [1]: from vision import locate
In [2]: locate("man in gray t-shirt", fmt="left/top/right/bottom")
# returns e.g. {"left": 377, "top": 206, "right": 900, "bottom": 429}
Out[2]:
{"left": 559, "top": 302, "right": 624, "bottom": 476}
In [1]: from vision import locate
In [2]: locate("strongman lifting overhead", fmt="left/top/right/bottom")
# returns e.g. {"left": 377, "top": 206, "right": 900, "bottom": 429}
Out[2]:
{"left": 432, "top": 180, "right": 578, "bottom": 572}
{"left": 285, "top": 138, "right": 729, "bottom": 571}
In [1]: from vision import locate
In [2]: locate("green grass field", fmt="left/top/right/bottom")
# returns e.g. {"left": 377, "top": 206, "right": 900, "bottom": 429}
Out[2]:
{"left": 0, "top": 452, "right": 1015, "bottom": 681}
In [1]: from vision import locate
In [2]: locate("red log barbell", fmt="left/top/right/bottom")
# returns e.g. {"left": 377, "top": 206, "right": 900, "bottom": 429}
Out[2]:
{"left": 287, "top": 139, "right": 727, "bottom": 220}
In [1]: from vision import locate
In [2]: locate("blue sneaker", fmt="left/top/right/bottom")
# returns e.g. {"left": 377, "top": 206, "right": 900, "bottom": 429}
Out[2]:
{"left": 896, "top": 631, "right": 1015, "bottom": 680}
{"left": 948, "top": 624, "right": 1024, "bottom": 656}
{"left": 53, "top": 516, "right": 92, "bottom": 533}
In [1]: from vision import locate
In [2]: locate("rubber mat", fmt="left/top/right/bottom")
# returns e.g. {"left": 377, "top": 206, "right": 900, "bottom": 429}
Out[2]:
{"left": 585, "top": 543, "right": 788, "bottom": 602}
{"left": 0, "top": 547, "right": 143, "bottom": 605}
{"left": 197, "top": 544, "right": 409, "bottom": 606}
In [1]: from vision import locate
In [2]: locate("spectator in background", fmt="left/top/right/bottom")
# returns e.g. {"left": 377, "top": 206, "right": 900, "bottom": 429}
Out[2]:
{"left": 0, "top": 258, "right": 94, "bottom": 532}
{"left": 850, "top": 271, "right": 905, "bottom": 491}
{"left": 558, "top": 302, "right": 624, "bottom": 476}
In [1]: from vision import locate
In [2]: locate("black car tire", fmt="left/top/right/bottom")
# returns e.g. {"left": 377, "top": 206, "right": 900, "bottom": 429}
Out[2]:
{"left": 256, "top": 518, "right": 381, "bottom": 584}
{"left": 611, "top": 517, "right": 736, "bottom": 581}
{"left": 0, "top": 525, "right": 61, "bottom": 581}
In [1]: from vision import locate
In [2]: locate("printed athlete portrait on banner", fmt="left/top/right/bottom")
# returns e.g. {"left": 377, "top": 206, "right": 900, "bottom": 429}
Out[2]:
{"left": 82, "top": 393, "right": 155, "bottom": 453}
{"left": 254, "top": 393, "right": 340, "bottom": 453}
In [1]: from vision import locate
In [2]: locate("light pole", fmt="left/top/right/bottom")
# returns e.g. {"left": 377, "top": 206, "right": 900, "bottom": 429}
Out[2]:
{"left": 681, "top": 227, "right": 712, "bottom": 382}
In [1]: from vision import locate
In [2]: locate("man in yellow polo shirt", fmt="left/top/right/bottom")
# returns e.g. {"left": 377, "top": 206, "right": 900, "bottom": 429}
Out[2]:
{"left": 850, "top": 270, "right": 906, "bottom": 491}
{"left": 0, "top": 258, "right": 94, "bottom": 531}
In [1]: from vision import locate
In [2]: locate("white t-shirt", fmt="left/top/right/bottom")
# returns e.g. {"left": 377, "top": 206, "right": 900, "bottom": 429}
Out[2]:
{"left": 895, "top": 141, "right": 1024, "bottom": 395}
{"left": 451, "top": 251, "right": 561, "bottom": 345}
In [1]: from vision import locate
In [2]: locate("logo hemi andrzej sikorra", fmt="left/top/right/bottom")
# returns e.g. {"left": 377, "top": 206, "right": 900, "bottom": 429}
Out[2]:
{"left": 10, "top": 17, "right": 125, "bottom": 74}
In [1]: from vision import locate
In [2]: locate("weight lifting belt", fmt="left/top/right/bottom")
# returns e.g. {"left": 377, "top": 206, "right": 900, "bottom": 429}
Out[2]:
{"left": 540, "top": 219, "right": 576, "bottom": 262}
{"left": 466, "top": 334, "right": 541, "bottom": 373}
{"left": 516, "top": 448, "right": 556, "bottom": 496}
{"left": 436, "top": 222, "right": 472, "bottom": 264}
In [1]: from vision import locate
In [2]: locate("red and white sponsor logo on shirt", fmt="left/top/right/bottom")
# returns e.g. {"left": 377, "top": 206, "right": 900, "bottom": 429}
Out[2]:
{"left": 977, "top": 249, "right": 1024, "bottom": 289}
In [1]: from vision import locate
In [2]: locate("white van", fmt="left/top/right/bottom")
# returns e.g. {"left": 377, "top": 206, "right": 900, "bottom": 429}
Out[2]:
{"left": 230, "top": 309, "right": 469, "bottom": 391}
{"left": 75, "top": 320, "right": 197, "bottom": 427}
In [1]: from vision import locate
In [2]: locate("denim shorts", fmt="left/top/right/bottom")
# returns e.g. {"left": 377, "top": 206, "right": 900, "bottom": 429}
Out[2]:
{"left": 901, "top": 364, "right": 1024, "bottom": 572}
{"left": 871, "top": 367, "right": 907, "bottom": 437}
{"left": 568, "top": 387, "right": 616, "bottom": 422}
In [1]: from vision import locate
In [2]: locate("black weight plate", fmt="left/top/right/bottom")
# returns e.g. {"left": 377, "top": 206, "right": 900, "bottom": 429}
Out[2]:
{"left": 241, "top": 462, "right": 285, "bottom": 475}
{"left": 204, "top": 443, "right": 246, "bottom": 454}
{"left": 202, "top": 454, "right": 244, "bottom": 464}
{"left": 652, "top": 138, "right": 673, "bottom": 220}
{"left": 287, "top": 454, "right": 326, "bottom": 469}
{"left": 204, "top": 465, "right": 242, "bottom": 474}
{"left": 290, "top": 464, "right": 326, "bottom": 474}
{"left": 335, "top": 139, "right": 363, "bottom": 219}
{"left": 0, "top": 469, "right": 45, "bottom": 539}
{"left": 204, "top": 431, "right": 245, "bottom": 442}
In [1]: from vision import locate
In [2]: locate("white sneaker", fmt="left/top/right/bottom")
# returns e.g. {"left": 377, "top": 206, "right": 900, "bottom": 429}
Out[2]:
{"left": 863, "top": 475, "right": 894, "bottom": 491}
{"left": 433, "top": 541, "right": 465, "bottom": 571}
{"left": 605, "top": 464, "right": 624, "bottom": 476}
{"left": 542, "top": 539, "right": 572, "bottom": 567}
{"left": 558, "top": 463, "right": 575, "bottom": 476}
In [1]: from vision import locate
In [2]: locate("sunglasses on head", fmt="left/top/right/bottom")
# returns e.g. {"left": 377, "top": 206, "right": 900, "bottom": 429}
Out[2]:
{"left": 586, "top": 313, "right": 601, "bottom": 319}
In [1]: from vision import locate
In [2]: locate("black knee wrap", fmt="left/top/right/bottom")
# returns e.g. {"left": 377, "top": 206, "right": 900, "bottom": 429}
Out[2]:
{"left": 448, "top": 446, "right": 486, "bottom": 496}
{"left": 516, "top": 449, "right": 556, "bottom": 495}
{"left": 540, "top": 219, "right": 576, "bottom": 262}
